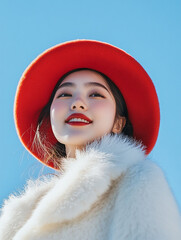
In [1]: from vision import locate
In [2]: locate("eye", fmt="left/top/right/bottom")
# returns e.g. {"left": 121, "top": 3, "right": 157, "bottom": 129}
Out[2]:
{"left": 89, "top": 92, "right": 105, "bottom": 98}
{"left": 57, "top": 93, "right": 72, "bottom": 98}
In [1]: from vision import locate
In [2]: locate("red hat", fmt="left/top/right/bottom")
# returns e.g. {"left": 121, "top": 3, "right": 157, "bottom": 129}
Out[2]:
{"left": 14, "top": 40, "right": 160, "bottom": 169}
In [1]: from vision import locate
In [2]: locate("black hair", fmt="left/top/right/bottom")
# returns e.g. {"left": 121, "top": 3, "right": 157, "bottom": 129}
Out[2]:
{"left": 34, "top": 68, "right": 133, "bottom": 169}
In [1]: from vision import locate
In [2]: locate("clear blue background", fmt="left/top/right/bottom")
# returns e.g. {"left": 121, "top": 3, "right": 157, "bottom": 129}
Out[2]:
{"left": 0, "top": 1, "right": 181, "bottom": 210}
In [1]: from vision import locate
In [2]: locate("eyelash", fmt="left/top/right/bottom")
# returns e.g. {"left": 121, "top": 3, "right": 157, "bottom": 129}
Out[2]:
{"left": 57, "top": 93, "right": 72, "bottom": 98}
{"left": 57, "top": 92, "right": 105, "bottom": 98}
{"left": 90, "top": 92, "right": 105, "bottom": 98}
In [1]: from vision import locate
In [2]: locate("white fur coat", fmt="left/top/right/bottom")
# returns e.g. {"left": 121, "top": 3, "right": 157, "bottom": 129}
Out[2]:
{"left": 0, "top": 135, "right": 181, "bottom": 240}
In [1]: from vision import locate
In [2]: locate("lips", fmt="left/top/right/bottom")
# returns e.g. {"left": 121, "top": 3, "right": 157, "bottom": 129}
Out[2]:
{"left": 65, "top": 113, "right": 93, "bottom": 126}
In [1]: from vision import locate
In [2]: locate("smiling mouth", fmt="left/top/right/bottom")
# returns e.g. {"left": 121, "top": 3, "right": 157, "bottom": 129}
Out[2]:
{"left": 65, "top": 114, "right": 93, "bottom": 126}
{"left": 66, "top": 118, "right": 92, "bottom": 126}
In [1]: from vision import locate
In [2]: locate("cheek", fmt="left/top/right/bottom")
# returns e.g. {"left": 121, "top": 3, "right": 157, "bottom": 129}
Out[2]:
{"left": 50, "top": 101, "right": 67, "bottom": 122}
{"left": 50, "top": 101, "right": 68, "bottom": 136}
{"left": 50, "top": 101, "right": 69, "bottom": 141}
{"left": 92, "top": 101, "right": 116, "bottom": 125}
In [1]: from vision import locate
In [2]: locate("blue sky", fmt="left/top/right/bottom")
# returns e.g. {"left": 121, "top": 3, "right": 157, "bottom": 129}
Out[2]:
{"left": 0, "top": 1, "right": 181, "bottom": 210}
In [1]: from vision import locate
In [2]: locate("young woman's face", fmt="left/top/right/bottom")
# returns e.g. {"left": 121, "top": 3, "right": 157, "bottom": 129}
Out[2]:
{"left": 50, "top": 70, "right": 121, "bottom": 148}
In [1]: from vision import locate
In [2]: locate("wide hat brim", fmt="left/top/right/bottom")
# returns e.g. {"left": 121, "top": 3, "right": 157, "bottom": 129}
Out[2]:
{"left": 14, "top": 39, "right": 160, "bottom": 169}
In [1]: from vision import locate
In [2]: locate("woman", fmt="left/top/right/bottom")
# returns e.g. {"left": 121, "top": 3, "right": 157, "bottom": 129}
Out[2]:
{"left": 0, "top": 40, "right": 181, "bottom": 239}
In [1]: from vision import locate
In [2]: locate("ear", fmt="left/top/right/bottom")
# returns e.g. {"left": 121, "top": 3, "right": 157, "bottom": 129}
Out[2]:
{"left": 112, "top": 116, "right": 126, "bottom": 134}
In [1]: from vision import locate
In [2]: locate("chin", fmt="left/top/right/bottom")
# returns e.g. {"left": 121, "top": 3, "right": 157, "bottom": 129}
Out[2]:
{"left": 59, "top": 134, "right": 100, "bottom": 147}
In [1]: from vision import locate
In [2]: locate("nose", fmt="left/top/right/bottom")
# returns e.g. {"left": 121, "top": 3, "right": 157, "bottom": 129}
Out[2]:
{"left": 71, "top": 98, "right": 88, "bottom": 111}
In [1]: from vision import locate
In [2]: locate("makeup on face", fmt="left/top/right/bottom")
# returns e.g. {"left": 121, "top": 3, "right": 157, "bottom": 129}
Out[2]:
{"left": 50, "top": 70, "right": 118, "bottom": 152}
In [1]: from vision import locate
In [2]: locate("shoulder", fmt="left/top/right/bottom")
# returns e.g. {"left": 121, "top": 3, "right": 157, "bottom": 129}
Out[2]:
{"left": 117, "top": 159, "right": 175, "bottom": 203}
{"left": 114, "top": 159, "right": 181, "bottom": 238}
{"left": 115, "top": 159, "right": 167, "bottom": 201}
{"left": 126, "top": 158, "right": 166, "bottom": 185}
{"left": 1, "top": 175, "right": 57, "bottom": 213}
{"left": 0, "top": 175, "right": 58, "bottom": 240}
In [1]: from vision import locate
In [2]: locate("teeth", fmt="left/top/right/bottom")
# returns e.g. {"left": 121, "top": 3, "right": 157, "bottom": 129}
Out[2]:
{"left": 68, "top": 118, "right": 90, "bottom": 123}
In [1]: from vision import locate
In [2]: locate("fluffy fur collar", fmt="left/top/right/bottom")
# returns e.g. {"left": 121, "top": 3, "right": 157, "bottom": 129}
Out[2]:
{"left": 1, "top": 134, "right": 146, "bottom": 239}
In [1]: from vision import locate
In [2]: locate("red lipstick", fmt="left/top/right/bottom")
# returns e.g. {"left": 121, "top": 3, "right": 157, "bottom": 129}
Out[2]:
{"left": 65, "top": 113, "right": 92, "bottom": 126}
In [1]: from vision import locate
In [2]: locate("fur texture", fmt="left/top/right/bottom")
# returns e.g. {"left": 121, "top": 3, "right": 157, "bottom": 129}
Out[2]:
{"left": 0, "top": 134, "right": 181, "bottom": 240}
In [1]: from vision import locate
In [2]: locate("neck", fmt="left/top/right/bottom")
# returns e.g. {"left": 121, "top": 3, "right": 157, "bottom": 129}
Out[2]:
{"left": 65, "top": 144, "right": 84, "bottom": 158}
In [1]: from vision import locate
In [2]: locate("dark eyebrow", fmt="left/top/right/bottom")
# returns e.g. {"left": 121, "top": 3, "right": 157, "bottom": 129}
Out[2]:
{"left": 58, "top": 82, "right": 75, "bottom": 89}
{"left": 58, "top": 81, "right": 110, "bottom": 93}
{"left": 85, "top": 82, "right": 110, "bottom": 93}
